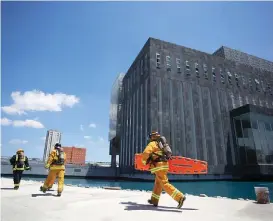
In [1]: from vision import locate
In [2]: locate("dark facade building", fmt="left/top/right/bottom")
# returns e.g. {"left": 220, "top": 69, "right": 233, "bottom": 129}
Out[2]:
{"left": 230, "top": 104, "right": 273, "bottom": 176}
{"left": 112, "top": 37, "right": 273, "bottom": 177}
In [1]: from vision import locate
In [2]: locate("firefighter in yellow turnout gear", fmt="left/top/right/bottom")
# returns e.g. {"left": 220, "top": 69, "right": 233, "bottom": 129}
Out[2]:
{"left": 142, "top": 131, "right": 186, "bottom": 208}
{"left": 40, "top": 143, "right": 66, "bottom": 196}
{"left": 9, "top": 149, "right": 31, "bottom": 189}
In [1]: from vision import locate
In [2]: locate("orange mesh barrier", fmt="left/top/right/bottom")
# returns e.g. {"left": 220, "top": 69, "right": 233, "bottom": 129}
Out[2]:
{"left": 134, "top": 153, "right": 208, "bottom": 174}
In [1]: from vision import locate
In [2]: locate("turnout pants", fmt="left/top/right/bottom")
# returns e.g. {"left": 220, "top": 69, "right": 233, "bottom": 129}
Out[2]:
{"left": 150, "top": 170, "right": 184, "bottom": 204}
{"left": 13, "top": 170, "right": 23, "bottom": 188}
{"left": 47, "top": 179, "right": 54, "bottom": 189}
{"left": 42, "top": 169, "right": 65, "bottom": 193}
{"left": 48, "top": 182, "right": 54, "bottom": 189}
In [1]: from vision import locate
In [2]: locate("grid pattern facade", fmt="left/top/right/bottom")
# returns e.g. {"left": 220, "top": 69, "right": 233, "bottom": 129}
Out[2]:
{"left": 63, "top": 147, "right": 86, "bottom": 165}
{"left": 213, "top": 46, "right": 273, "bottom": 73}
{"left": 117, "top": 37, "right": 273, "bottom": 174}
{"left": 230, "top": 105, "right": 273, "bottom": 166}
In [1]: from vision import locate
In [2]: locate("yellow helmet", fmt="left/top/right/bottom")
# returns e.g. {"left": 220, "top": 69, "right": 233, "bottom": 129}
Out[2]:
{"left": 149, "top": 131, "right": 160, "bottom": 141}
{"left": 16, "top": 149, "right": 24, "bottom": 153}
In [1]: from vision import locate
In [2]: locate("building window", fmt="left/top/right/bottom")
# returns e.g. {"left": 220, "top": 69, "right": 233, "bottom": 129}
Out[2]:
{"left": 176, "top": 58, "right": 181, "bottom": 73}
{"left": 259, "top": 99, "right": 263, "bottom": 107}
{"left": 242, "top": 76, "right": 247, "bottom": 88}
{"left": 265, "top": 100, "right": 269, "bottom": 108}
{"left": 203, "top": 64, "right": 208, "bottom": 79}
{"left": 267, "top": 83, "right": 272, "bottom": 95}
{"left": 220, "top": 69, "right": 225, "bottom": 84}
{"left": 195, "top": 62, "right": 200, "bottom": 78}
{"left": 156, "top": 53, "right": 160, "bottom": 68}
{"left": 261, "top": 81, "right": 266, "bottom": 92}
{"left": 212, "top": 67, "right": 216, "bottom": 83}
{"left": 249, "top": 78, "right": 252, "bottom": 89}
{"left": 265, "top": 123, "right": 272, "bottom": 131}
{"left": 235, "top": 73, "right": 239, "bottom": 87}
{"left": 230, "top": 92, "right": 235, "bottom": 108}
{"left": 239, "top": 94, "right": 243, "bottom": 106}
{"left": 227, "top": 71, "right": 232, "bottom": 84}
{"left": 185, "top": 60, "right": 190, "bottom": 75}
{"left": 255, "top": 79, "right": 260, "bottom": 91}
{"left": 74, "top": 169, "right": 81, "bottom": 172}
{"left": 166, "top": 56, "right": 171, "bottom": 71}
{"left": 252, "top": 97, "right": 256, "bottom": 105}
{"left": 245, "top": 95, "right": 249, "bottom": 104}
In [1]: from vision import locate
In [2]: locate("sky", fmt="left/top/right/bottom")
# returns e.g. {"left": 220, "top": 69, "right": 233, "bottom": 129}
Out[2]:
{"left": 1, "top": 1, "right": 273, "bottom": 162}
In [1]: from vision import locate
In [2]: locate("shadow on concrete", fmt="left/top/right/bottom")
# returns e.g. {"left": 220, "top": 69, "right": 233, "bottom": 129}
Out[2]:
{"left": 31, "top": 193, "right": 58, "bottom": 197}
{"left": 252, "top": 202, "right": 271, "bottom": 205}
{"left": 1, "top": 187, "right": 15, "bottom": 190}
{"left": 120, "top": 201, "right": 198, "bottom": 213}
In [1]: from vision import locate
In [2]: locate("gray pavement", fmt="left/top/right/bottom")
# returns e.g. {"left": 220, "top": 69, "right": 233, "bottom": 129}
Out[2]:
{"left": 1, "top": 178, "right": 272, "bottom": 221}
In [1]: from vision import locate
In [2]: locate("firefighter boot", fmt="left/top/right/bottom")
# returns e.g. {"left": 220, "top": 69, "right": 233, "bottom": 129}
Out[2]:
{"left": 148, "top": 199, "right": 158, "bottom": 207}
{"left": 40, "top": 186, "right": 47, "bottom": 193}
{"left": 14, "top": 186, "right": 19, "bottom": 190}
{"left": 57, "top": 192, "right": 62, "bottom": 197}
{"left": 177, "top": 196, "right": 186, "bottom": 209}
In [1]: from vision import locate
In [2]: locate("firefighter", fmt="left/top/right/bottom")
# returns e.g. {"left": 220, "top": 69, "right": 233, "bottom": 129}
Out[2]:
{"left": 47, "top": 178, "right": 56, "bottom": 190}
{"left": 47, "top": 184, "right": 53, "bottom": 190}
{"left": 9, "top": 149, "right": 31, "bottom": 189}
{"left": 142, "top": 131, "right": 186, "bottom": 208}
{"left": 40, "top": 143, "right": 66, "bottom": 196}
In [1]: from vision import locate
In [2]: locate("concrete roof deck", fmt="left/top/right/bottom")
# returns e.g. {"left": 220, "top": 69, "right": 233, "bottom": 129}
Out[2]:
{"left": 1, "top": 178, "right": 272, "bottom": 221}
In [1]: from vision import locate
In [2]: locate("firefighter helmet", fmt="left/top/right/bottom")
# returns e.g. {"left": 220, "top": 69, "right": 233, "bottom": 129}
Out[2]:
{"left": 148, "top": 131, "right": 160, "bottom": 141}
{"left": 54, "top": 143, "right": 61, "bottom": 149}
{"left": 16, "top": 149, "right": 24, "bottom": 153}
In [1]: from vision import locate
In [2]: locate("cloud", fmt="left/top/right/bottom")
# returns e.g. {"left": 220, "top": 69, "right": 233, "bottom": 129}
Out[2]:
{"left": 84, "top": 136, "right": 91, "bottom": 140}
{"left": 88, "top": 136, "right": 108, "bottom": 148}
{"left": 74, "top": 144, "right": 84, "bottom": 147}
{"left": 1, "top": 118, "right": 44, "bottom": 128}
{"left": 98, "top": 136, "right": 104, "bottom": 142}
{"left": 1, "top": 118, "right": 12, "bottom": 126}
{"left": 1, "top": 90, "right": 80, "bottom": 115}
{"left": 13, "top": 119, "right": 44, "bottom": 128}
{"left": 80, "top": 125, "right": 84, "bottom": 131}
{"left": 89, "top": 123, "right": 96, "bottom": 128}
{"left": 9, "top": 139, "right": 28, "bottom": 145}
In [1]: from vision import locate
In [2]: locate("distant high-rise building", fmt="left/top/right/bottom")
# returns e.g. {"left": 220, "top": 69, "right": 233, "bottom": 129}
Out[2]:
{"left": 109, "top": 73, "right": 125, "bottom": 167}
{"left": 109, "top": 73, "right": 125, "bottom": 141}
{"left": 43, "top": 130, "right": 61, "bottom": 162}
{"left": 62, "top": 146, "right": 86, "bottom": 165}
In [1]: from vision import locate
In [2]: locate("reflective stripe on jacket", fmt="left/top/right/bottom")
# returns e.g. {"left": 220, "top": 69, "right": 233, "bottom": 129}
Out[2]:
{"left": 10, "top": 154, "right": 30, "bottom": 171}
{"left": 141, "top": 141, "right": 169, "bottom": 174}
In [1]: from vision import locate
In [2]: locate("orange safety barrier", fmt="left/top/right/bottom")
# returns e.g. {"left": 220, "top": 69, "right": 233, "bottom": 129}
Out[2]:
{"left": 134, "top": 153, "right": 208, "bottom": 174}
